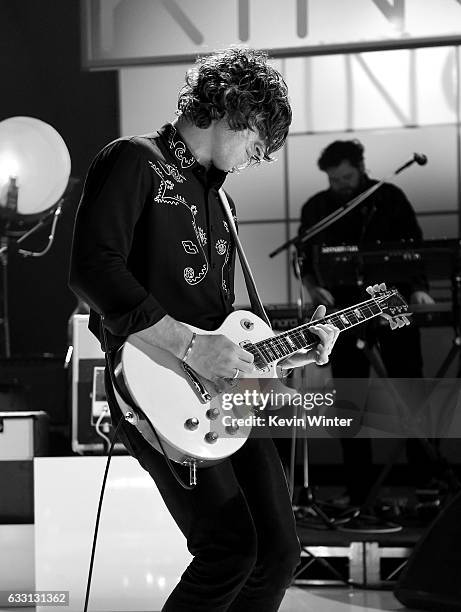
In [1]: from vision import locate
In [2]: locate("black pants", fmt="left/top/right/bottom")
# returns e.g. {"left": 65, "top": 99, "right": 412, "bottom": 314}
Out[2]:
{"left": 106, "top": 370, "right": 301, "bottom": 612}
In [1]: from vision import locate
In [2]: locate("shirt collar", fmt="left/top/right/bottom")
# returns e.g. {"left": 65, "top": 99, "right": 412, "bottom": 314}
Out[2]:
{"left": 157, "top": 123, "right": 227, "bottom": 189}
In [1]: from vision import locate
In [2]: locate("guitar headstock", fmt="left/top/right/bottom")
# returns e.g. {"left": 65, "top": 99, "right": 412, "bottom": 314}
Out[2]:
{"left": 366, "top": 283, "right": 411, "bottom": 330}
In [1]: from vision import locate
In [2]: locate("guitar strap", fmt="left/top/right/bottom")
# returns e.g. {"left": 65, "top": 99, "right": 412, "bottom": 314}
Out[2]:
{"left": 218, "top": 188, "right": 272, "bottom": 328}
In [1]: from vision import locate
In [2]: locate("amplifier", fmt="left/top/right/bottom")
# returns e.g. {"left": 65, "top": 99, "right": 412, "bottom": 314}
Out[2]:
{"left": 0, "top": 411, "right": 48, "bottom": 523}
{"left": 264, "top": 304, "right": 304, "bottom": 331}
{"left": 71, "top": 315, "right": 125, "bottom": 454}
{"left": 0, "top": 411, "right": 49, "bottom": 460}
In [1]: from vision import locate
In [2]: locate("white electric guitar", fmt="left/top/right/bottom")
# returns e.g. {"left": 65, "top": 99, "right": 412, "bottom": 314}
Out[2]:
{"left": 112, "top": 285, "right": 408, "bottom": 469}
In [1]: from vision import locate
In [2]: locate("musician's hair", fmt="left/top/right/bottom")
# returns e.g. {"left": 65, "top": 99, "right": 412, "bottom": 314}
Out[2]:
{"left": 177, "top": 46, "right": 292, "bottom": 159}
{"left": 318, "top": 140, "right": 365, "bottom": 171}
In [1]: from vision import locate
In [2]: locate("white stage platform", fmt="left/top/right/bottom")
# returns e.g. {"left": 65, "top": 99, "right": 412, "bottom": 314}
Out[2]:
{"left": 34, "top": 456, "right": 191, "bottom": 612}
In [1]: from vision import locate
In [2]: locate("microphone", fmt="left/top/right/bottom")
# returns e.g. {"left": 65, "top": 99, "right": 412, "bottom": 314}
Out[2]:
{"left": 413, "top": 153, "right": 427, "bottom": 166}
{"left": 395, "top": 153, "right": 428, "bottom": 174}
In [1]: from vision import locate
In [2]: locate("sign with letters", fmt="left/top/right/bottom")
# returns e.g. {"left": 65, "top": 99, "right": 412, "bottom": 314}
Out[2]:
{"left": 82, "top": 0, "right": 461, "bottom": 68}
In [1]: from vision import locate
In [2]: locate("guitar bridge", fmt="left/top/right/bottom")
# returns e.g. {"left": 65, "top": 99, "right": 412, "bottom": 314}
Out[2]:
{"left": 182, "top": 362, "right": 212, "bottom": 403}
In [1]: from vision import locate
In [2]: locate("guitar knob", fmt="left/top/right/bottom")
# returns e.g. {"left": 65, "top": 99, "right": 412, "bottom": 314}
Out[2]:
{"left": 205, "top": 431, "right": 219, "bottom": 443}
{"left": 184, "top": 418, "right": 199, "bottom": 430}
{"left": 206, "top": 408, "right": 220, "bottom": 420}
{"left": 225, "top": 424, "right": 239, "bottom": 436}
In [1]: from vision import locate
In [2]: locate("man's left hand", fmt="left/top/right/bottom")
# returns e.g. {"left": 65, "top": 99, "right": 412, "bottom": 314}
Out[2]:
{"left": 278, "top": 305, "right": 340, "bottom": 369}
{"left": 410, "top": 290, "right": 435, "bottom": 305}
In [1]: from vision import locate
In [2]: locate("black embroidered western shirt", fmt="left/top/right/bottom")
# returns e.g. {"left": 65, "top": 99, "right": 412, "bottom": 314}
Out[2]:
{"left": 69, "top": 123, "right": 236, "bottom": 349}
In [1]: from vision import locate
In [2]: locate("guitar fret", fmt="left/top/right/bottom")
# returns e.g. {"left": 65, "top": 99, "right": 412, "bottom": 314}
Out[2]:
{"left": 257, "top": 344, "right": 272, "bottom": 363}
{"left": 286, "top": 331, "right": 304, "bottom": 350}
{"left": 272, "top": 338, "right": 287, "bottom": 358}
{"left": 273, "top": 337, "right": 289, "bottom": 357}
{"left": 246, "top": 344, "right": 268, "bottom": 369}
{"left": 285, "top": 335, "right": 298, "bottom": 351}
{"left": 329, "top": 317, "right": 346, "bottom": 331}
{"left": 346, "top": 311, "right": 359, "bottom": 325}
{"left": 262, "top": 341, "right": 278, "bottom": 361}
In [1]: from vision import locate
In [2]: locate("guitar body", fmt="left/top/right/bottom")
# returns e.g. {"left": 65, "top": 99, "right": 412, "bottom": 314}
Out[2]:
{"left": 113, "top": 310, "right": 280, "bottom": 467}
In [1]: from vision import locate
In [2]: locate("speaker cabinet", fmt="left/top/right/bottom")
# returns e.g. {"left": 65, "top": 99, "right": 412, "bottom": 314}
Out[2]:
{"left": 395, "top": 490, "right": 461, "bottom": 611}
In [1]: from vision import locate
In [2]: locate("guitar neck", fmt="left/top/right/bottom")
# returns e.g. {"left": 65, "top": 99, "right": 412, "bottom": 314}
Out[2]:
{"left": 250, "top": 296, "right": 386, "bottom": 367}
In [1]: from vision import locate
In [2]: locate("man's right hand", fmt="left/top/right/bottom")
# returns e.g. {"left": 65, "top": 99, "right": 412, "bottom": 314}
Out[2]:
{"left": 131, "top": 316, "right": 255, "bottom": 383}
{"left": 186, "top": 334, "right": 255, "bottom": 381}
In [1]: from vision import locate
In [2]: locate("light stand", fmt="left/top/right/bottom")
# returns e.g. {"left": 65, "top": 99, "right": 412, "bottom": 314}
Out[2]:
{"left": 0, "top": 116, "right": 72, "bottom": 358}
{"left": 0, "top": 234, "right": 11, "bottom": 357}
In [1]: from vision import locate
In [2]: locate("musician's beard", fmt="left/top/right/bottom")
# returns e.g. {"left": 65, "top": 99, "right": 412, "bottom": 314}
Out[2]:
{"left": 332, "top": 177, "right": 367, "bottom": 203}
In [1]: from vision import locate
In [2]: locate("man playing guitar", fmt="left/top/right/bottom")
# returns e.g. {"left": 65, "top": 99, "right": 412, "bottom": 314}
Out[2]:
{"left": 69, "top": 46, "right": 340, "bottom": 611}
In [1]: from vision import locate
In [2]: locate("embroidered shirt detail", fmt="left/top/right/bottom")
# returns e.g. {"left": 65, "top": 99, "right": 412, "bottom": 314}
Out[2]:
{"left": 223, "top": 220, "right": 229, "bottom": 233}
{"left": 182, "top": 240, "right": 199, "bottom": 255}
{"left": 167, "top": 125, "right": 196, "bottom": 169}
{"left": 198, "top": 226, "right": 207, "bottom": 245}
{"left": 221, "top": 240, "right": 231, "bottom": 295}
{"left": 150, "top": 160, "right": 186, "bottom": 207}
{"left": 215, "top": 239, "right": 227, "bottom": 256}
{"left": 149, "top": 159, "right": 209, "bottom": 286}
{"left": 184, "top": 264, "right": 208, "bottom": 285}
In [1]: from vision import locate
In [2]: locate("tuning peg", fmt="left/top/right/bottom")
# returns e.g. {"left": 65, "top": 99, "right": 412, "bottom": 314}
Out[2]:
{"left": 391, "top": 315, "right": 411, "bottom": 329}
{"left": 379, "top": 282, "right": 387, "bottom": 292}
{"left": 366, "top": 285, "right": 374, "bottom": 295}
{"left": 380, "top": 312, "right": 411, "bottom": 330}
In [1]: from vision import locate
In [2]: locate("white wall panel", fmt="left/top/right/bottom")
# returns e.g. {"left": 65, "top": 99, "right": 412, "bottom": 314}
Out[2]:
{"left": 225, "top": 149, "right": 286, "bottom": 221}
{"left": 119, "top": 63, "right": 190, "bottom": 136}
{"left": 234, "top": 223, "right": 289, "bottom": 307}
{"left": 349, "top": 50, "right": 413, "bottom": 129}
{"left": 285, "top": 47, "right": 458, "bottom": 135}
{"left": 86, "top": 0, "right": 461, "bottom": 67}
{"left": 286, "top": 55, "right": 348, "bottom": 134}
{"left": 416, "top": 47, "right": 457, "bottom": 125}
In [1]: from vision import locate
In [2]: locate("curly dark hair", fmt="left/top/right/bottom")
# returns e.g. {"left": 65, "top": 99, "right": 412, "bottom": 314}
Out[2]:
{"left": 177, "top": 46, "right": 292, "bottom": 159}
{"left": 318, "top": 140, "right": 365, "bottom": 171}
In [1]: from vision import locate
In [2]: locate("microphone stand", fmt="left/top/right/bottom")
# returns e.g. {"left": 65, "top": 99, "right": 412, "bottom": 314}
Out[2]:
{"left": 271, "top": 153, "right": 428, "bottom": 530}
{"left": 290, "top": 252, "right": 338, "bottom": 529}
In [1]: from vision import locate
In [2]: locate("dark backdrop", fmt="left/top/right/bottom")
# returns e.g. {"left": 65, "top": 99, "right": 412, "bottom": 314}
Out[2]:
{"left": 0, "top": 0, "right": 119, "bottom": 357}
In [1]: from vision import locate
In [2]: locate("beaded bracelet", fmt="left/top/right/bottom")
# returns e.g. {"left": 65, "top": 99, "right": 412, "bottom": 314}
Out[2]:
{"left": 182, "top": 332, "right": 196, "bottom": 363}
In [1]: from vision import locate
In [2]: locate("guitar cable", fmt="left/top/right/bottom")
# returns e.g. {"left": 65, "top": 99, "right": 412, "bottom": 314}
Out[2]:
{"left": 83, "top": 319, "right": 196, "bottom": 612}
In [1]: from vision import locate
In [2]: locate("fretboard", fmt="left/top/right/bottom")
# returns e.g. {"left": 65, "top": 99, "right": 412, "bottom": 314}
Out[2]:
{"left": 248, "top": 297, "right": 383, "bottom": 368}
